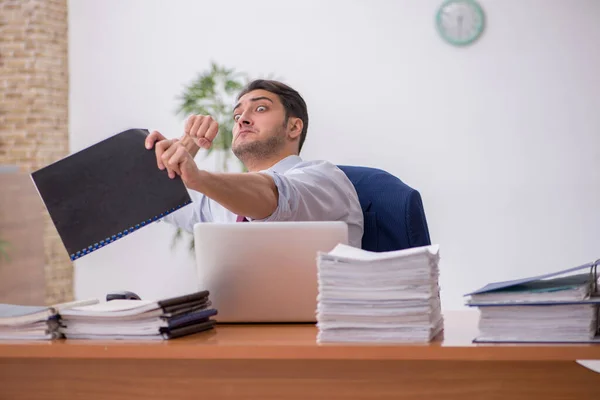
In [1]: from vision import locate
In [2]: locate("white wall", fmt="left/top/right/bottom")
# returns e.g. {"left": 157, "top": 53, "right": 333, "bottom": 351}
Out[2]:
{"left": 69, "top": 0, "right": 600, "bottom": 309}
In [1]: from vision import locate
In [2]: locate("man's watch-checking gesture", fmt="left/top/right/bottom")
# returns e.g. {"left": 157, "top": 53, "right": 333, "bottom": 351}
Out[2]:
{"left": 144, "top": 115, "right": 278, "bottom": 221}
{"left": 144, "top": 114, "right": 220, "bottom": 182}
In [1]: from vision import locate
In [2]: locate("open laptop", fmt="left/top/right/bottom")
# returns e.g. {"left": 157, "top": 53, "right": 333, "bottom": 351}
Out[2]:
{"left": 193, "top": 221, "right": 348, "bottom": 323}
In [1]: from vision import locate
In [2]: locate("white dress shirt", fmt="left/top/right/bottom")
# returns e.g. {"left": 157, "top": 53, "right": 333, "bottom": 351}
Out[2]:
{"left": 162, "top": 155, "right": 364, "bottom": 248}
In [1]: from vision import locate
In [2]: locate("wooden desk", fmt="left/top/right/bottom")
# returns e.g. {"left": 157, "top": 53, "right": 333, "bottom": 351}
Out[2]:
{"left": 0, "top": 310, "right": 598, "bottom": 399}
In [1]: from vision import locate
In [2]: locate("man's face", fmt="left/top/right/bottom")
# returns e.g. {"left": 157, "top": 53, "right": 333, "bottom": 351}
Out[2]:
{"left": 231, "top": 89, "right": 288, "bottom": 160}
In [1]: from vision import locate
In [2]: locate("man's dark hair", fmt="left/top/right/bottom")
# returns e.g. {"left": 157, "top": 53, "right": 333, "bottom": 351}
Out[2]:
{"left": 237, "top": 79, "right": 309, "bottom": 153}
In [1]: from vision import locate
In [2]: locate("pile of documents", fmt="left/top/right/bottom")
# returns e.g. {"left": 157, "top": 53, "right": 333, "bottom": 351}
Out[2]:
{"left": 59, "top": 290, "right": 217, "bottom": 340}
{"left": 465, "top": 263, "right": 600, "bottom": 343}
{"left": 0, "top": 299, "right": 97, "bottom": 340}
{"left": 316, "top": 243, "right": 444, "bottom": 343}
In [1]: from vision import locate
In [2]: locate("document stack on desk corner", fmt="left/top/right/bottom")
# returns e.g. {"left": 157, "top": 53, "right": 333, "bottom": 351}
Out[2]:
{"left": 0, "top": 299, "right": 98, "bottom": 340}
{"left": 465, "top": 260, "right": 600, "bottom": 343}
{"left": 316, "top": 243, "right": 443, "bottom": 343}
{"left": 58, "top": 290, "right": 217, "bottom": 340}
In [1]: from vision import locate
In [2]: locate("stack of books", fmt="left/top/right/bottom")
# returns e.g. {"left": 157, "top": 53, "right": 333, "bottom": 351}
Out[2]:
{"left": 465, "top": 262, "right": 600, "bottom": 343}
{"left": 59, "top": 290, "right": 217, "bottom": 340}
{"left": 0, "top": 299, "right": 98, "bottom": 340}
{"left": 316, "top": 243, "right": 443, "bottom": 343}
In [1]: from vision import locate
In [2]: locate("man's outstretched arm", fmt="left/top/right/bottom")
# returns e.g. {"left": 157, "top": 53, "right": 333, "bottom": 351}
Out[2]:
{"left": 146, "top": 131, "right": 278, "bottom": 220}
{"left": 190, "top": 170, "right": 278, "bottom": 220}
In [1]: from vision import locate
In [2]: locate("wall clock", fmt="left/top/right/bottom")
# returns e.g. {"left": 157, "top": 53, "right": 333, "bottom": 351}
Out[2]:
{"left": 436, "top": 0, "right": 485, "bottom": 46}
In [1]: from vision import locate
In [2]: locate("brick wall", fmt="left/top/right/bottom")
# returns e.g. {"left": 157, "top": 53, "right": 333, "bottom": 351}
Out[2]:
{"left": 0, "top": 0, "right": 72, "bottom": 304}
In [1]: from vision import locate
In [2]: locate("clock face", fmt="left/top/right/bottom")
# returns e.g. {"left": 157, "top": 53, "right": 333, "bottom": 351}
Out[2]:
{"left": 436, "top": 0, "right": 485, "bottom": 46}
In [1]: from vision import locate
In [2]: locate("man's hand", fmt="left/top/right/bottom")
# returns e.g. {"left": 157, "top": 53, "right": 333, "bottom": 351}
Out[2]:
{"left": 144, "top": 114, "right": 217, "bottom": 159}
{"left": 145, "top": 130, "right": 168, "bottom": 151}
{"left": 185, "top": 115, "right": 219, "bottom": 150}
{"left": 146, "top": 132, "right": 200, "bottom": 187}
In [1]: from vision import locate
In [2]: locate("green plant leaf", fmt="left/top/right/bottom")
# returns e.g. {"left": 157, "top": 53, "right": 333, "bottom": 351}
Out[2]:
{"left": 225, "top": 79, "right": 243, "bottom": 93}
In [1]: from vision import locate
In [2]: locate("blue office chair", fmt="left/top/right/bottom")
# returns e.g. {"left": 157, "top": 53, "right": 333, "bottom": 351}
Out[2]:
{"left": 337, "top": 165, "right": 432, "bottom": 252}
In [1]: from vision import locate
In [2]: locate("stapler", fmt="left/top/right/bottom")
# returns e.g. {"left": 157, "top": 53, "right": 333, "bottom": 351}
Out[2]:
{"left": 106, "top": 290, "right": 141, "bottom": 301}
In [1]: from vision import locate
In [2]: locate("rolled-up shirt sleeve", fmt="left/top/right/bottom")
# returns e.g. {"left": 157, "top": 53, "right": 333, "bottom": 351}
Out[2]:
{"left": 252, "top": 161, "right": 358, "bottom": 223}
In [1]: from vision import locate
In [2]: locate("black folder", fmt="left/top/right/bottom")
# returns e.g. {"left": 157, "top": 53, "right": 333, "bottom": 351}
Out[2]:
{"left": 31, "top": 128, "right": 192, "bottom": 261}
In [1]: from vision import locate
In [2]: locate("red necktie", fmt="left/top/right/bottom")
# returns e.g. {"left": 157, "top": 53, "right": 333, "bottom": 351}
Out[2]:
{"left": 236, "top": 215, "right": 248, "bottom": 222}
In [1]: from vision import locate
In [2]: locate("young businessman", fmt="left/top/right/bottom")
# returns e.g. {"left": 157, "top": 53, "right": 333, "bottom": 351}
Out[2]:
{"left": 145, "top": 80, "right": 364, "bottom": 248}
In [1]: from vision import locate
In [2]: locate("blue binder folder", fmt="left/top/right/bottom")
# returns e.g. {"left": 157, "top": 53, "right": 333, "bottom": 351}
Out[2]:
{"left": 465, "top": 261, "right": 598, "bottom": 297}
{"left": 465, "top": 259, "right": 600, "bottom": 344}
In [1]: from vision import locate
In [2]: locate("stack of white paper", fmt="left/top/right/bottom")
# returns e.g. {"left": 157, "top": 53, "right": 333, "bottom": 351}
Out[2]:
{"left": 477, "top": 304, "right": 598, "bottom": 342}
{"left": 0, "top": 304, "right": 59, "bottom": 340}
{"left": 0, "top": 299, "right": 98, "bottom": 340}
{"left": 316, "top": 243, "right": 444, "bottom": 343}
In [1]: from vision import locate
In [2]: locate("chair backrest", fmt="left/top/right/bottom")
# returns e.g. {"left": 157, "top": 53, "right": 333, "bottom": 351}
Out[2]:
{"left": 337, "top": 165, "right": 431, "bottom": 252}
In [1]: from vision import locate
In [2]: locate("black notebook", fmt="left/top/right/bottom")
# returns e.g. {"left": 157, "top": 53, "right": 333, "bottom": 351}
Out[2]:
{"left": 31, "top": 128, "right": 192, "bottom": 261}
